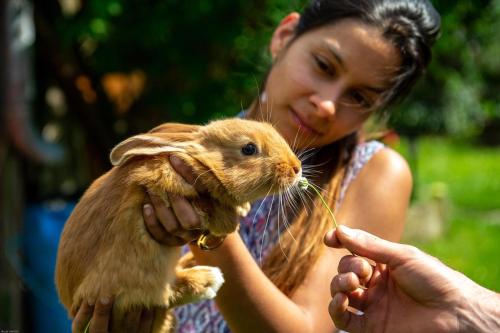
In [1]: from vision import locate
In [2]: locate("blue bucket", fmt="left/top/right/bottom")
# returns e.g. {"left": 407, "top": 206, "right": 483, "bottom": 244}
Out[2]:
{"left": 22, "top": 201, "right": 75, "bottom": 333}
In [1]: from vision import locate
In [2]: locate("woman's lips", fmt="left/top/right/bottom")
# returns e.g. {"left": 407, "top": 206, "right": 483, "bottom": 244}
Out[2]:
{"left": 289, "top": 108, "right": 322, "bottom": 136}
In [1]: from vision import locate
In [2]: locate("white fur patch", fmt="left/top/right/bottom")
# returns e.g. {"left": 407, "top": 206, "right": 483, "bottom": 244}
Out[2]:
{"left": 236, "top": 202, "right": 251, "bottom": 217}
{"left": 192, "top": 266, "right": 225, "bottom": 300}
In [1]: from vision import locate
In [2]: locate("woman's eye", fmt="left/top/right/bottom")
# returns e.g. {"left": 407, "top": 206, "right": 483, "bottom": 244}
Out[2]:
{"left": 241, "top": 143, "right": 258, "bottom": 156}
{"left": 349, "top": 91, "right": 371, "bottom": 108}
{"left": 314, "top": 56, "right": 334, "bottom": 76}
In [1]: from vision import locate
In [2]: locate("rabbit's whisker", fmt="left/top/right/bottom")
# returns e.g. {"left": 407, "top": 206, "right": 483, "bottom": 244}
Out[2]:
{"left": 251, "top": 188, "right": 274, "bottom": 226}
{"left": 276, "top": 195, "right": 290, "bottom": 261}
{"left": 259, "top": 195, "right": 276, "bottom": 265}
{"left": 302, "top": 166, "right": 322, "bottom": 176}
{"left": 291, "top": 126, "right": 302, "bottom": 153}
{"left": 308, "top": 181, "right": 327, "bottom": 194}
{"left": 297, "top": 147, "right": 317, "bottom": 162}
{"left": 283, "top": 187, "right": 300, "bottom": 219}
{"left": 192, "top": 168, "right": 216, "bottom": 188}
{"left": 279, "top": 191, "right": 296, "bottom": 242}
{"left": 303, "top": 159, "right": 331, "bottom": 171}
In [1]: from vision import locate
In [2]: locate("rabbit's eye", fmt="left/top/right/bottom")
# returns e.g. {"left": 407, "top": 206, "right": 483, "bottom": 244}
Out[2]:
{"left": 241, "top": 143, "right": 257, "bottom": 156}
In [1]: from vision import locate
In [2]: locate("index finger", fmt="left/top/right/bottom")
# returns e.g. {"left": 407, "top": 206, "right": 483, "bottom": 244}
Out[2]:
{"left": 169, "top": 155, "right": 207, "bottom": 193}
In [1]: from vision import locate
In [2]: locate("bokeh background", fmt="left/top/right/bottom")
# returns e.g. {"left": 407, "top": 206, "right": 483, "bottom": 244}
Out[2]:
{"left": 1, "top": 0, "right": 499, "bottom": 332}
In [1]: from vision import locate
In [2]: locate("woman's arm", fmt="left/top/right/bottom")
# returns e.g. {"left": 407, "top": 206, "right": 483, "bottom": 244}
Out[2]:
{"left": 186, "top": 147, "right": 412, "bottom": 333}
{"left": 71, "top": 147, "right": 412, "bottom": 333}
{"left": 338, "top": 147, "right": 412, "bottom": 241}
{"left": 189, "top": 232, "right": 341, "bottom": 333}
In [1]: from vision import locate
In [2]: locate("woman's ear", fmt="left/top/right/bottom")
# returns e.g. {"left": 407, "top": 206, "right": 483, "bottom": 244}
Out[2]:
{"left": 270, "top": 12, "right": 300, "bottom": 60}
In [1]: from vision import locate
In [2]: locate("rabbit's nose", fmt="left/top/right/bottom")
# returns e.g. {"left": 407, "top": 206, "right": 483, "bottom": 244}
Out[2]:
{"left": 293, "top": 166, "right": 300, "bottom": 175}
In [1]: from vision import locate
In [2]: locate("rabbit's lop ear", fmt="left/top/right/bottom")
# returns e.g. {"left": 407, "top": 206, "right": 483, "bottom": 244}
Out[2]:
{"left": 110, "top": 134, "right": 185, "bottom": 166}
{"left": 149, "top": 122, "right": 199, "bottom": 134}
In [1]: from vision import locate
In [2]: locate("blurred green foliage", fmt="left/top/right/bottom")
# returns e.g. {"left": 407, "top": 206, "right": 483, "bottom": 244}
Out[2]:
{"left": 41, "top": 0, "right": 500, "bottom": 138}
{"left": 31, "top": 0, "right": 500, "bottom": 199}
{"left": 389, "top": 0, "right": 500, "bottom": 140}
{"left": 45, "top": 0, "right": 303, "bottom": 127}
{"left": 33, "top": 0, "right": 303, "bottom": 197}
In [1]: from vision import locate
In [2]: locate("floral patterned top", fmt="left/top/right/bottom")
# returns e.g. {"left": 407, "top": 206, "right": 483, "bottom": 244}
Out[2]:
{"left": 174, "top": 140, "right": 385, "bottom": 333}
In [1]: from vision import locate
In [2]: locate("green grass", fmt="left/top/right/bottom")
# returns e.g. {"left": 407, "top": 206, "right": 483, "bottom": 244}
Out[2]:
{"left": 414, "top": 139, "right": 500, "bottom": 210}
{"left": 396, "top": 136, "right": 500, "bottom": 291}
{"left": 414, "top": 209, "right": 500, "bottom": 290}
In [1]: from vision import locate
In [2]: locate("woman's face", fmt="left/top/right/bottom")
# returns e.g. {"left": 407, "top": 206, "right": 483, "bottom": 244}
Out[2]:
{"left": 252, "top": 15, "right": 401, "bottom": 149}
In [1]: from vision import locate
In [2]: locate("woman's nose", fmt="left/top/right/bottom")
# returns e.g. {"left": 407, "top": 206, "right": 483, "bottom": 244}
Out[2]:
{"left": 309, "top": 94, "right": 336, "bottom": 118}
{"left": 309, "top": 82, "right": 343, "bottom": 118}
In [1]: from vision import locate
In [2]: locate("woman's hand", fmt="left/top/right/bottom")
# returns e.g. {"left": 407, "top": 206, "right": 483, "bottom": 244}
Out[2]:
{"left": 142, "top": 154, "right": 208, "bottom": 245}
{"left": 72, "top": 298, "right": 155, "bottom": 333}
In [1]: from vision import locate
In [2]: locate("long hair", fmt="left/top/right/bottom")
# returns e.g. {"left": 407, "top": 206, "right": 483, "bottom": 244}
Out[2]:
{"left": 262, "top": 0, "right": 441, "bottom": 295}
{"left": 262, "top": 133, "right": 357, "bottom": 296}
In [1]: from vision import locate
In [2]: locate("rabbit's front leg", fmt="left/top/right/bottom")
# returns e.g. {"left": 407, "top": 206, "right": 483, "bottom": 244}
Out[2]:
{"left": 168, "top": 259, "right": 225, "bottom": 308}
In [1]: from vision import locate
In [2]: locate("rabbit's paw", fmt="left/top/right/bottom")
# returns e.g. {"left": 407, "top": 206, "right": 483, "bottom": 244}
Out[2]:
{"left": 236, "top": 202, "right": 251, "bottom": 217}
{"left": 189, "top": 266, "right": 225, "bottom": 300}
{"left": 171, "top": 265, "right": 225, "bottom": 307}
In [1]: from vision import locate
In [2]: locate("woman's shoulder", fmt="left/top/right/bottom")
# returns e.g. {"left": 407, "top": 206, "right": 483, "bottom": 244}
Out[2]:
{"left": 339, "top": 141, "right": 412, "bottom": 240}
{"left": 338, "top": 140, "right": 410, "bottom": 207}
{"left": 349, "top": 140, "right": 413, "bottom": 199}
{"left": 360, "top": 142, "right": 411, "bottom": 180}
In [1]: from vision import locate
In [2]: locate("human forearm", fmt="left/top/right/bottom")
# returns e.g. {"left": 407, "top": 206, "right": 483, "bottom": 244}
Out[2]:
{"left": 457, "top": 283, "right": 500, "bottom": 333}
{"left": 189, "top": 233, "right": 326, "bottom": 333}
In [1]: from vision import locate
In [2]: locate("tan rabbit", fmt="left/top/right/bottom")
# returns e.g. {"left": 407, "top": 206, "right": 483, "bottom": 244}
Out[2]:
{"left": 55, "top": 118, "right": 302, "bottom": 332}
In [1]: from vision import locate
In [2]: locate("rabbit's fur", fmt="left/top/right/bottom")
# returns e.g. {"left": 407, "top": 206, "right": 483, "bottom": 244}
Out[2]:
{"left": 55, "top": 118, "right": 302, "bottom": 332}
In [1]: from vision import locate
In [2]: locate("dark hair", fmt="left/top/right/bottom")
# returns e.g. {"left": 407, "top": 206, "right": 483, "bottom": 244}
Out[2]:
{"left": 261, "top": 0, "right": 440, "bottom": 296}
{"left": 295, "top": 0, "right": 441, "bottom": 109}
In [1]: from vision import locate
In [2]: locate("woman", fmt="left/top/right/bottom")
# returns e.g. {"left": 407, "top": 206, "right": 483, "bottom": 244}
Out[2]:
{"left": 73, "top": 0, "right": 440, "bottom": 332}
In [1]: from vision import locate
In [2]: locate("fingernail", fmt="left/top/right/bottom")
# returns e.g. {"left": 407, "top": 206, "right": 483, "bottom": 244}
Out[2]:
{"left": 325, "top": 229, "right": 335, "bottom": 239}
{"left": 100, "top": 296, "right": 110, "bottom": 305}
{"left": 143, "top": 204, "right": 153, "bottom": 216}
{"left": 323, "top": 229, "right": 335, "bottom": 245}
{"left": 87, "top": 298, "right": 95, "bottom": 306}
{"left": 333, "top": 293, "right": 343, "bottom": 307}
{"left": 333, "top": 294, "right": 340, "bottom": 307}
{"left": 339, "top": 225, "right": 356, "bottom": 238}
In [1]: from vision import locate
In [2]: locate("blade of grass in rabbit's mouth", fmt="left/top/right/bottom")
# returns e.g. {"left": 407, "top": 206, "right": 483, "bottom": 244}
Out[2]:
{"left": 299, "top": 176, "right": 367, "bottom": 290}
{"left": 298, "top": 177, "right": 338, "bottom": 228}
